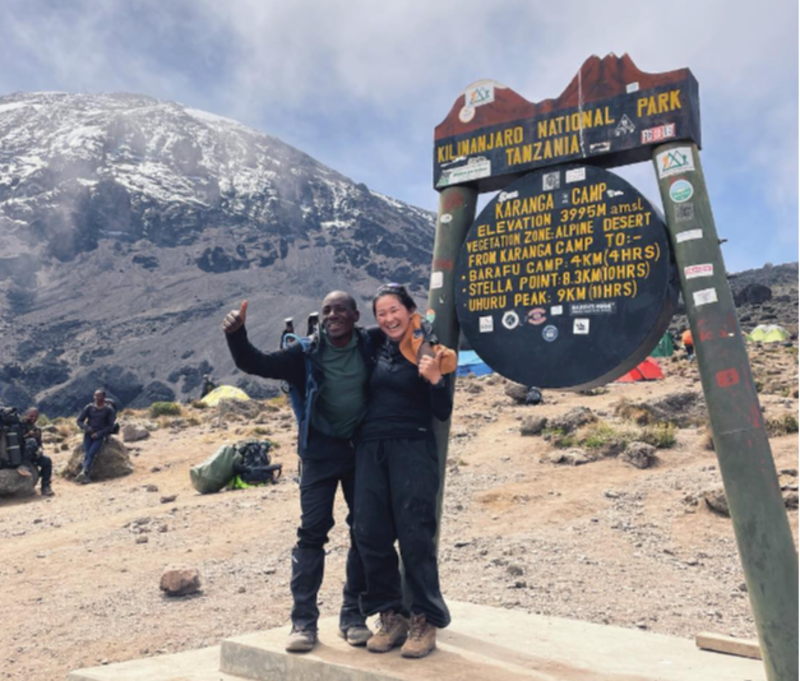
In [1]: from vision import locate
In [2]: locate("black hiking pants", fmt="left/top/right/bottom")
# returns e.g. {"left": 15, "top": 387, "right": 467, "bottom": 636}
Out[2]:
{"left": 291, "top": 444, "right": 366, "bottom": 633}
{"left": 354, "top": 437, "right": 450, "bottom": 628}
{"left": 24, "top": 439, "right": 51, "bottom": 488}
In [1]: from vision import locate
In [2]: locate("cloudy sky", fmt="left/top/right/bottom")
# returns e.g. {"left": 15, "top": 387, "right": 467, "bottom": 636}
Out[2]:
{"left": 1, "top": 0, "right": 797, "bottom": 272}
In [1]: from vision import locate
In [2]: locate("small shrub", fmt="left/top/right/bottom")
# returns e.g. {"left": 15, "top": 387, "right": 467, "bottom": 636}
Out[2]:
{"left": 543, "top": 427, "right": 577, "bottom": 449}
{"left": 186, "top": 416, "right": 201, "bottom": 427}
{"left": 36, "top": 413, "right": 52, "bottom": 426}
{"left": 766, "top": 414, "right": 799, "bottom": 437}
{"left": 150, "top": 402, "right": 182, "bottom": 417}
{"left": 191, "top": 400, "right": 208, "bottom": 410}
{"left": 251, "top": 426, "right": 272, "bottom": 436}
{"left": 640, "top": 422, "right": 677, "bottom": 449}
{"left": 581, "top": 423, "right": 621, "bottom": 450}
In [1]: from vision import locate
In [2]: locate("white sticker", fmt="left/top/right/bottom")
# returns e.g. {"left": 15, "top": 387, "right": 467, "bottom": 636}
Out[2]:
{"left": 550, "top": 305, "right": 564, "bottom": 316}
{"left": 626, "top": 82, "right": 640, "bottom": 93}
{"left": 502, "top": 311, "right": 520, "bottom": 330}
{"left": 479, "top": 316, "right": 494, "bottom": 333}
{"left": 436, "top": 158, "right": 491, "bottom": 188}
{"left": 607, "top": 189, "right": 624, "bottom": 198}
{"left": 685, "top": 263, "right": 714, "bottom": 280}
{"left": 573, "top": 318, "right": 590, "bottom": 335}
{"left": 440, "top": 213, "right": 453, "bottom": 224}
{"left": 465, "top": 83, "right": 495, "bottom": 108}
{"left": 565, "top": 168, "right": 586, "bottom": 183}
{"left": 693, "top": 288, "right": 718, "bottom": 307}
{"left": 498, "top": 190, "right": 519, "bottom": 203}
{"left": 676, "top": 229, "right": 703, "bottom": 243}
{"left": 542, "top": 171, "right": 560, "bottom": 191}
{"left": 589, "top": 141, "right": 611, "bottom": 153}
{"left": 459, "top": 105, "right": 475, "bottom": 123}
{"left": 430, "top": 272, "right": 444, "bottom": 289}
{"left": 656, "top": 146, "right": 695, "bottom": 178}
{"left": 614, "top": 115, "right": 636, "bottom": 137}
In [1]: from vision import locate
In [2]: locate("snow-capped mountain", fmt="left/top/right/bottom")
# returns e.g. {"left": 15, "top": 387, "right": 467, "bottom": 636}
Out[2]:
{"left": 0, "top": 92, "right": 436, "bottom": 414}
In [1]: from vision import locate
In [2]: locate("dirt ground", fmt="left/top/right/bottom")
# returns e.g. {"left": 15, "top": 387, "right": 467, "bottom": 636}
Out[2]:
{"left": 1, "top": 347, "right": 798, "bottom": 681}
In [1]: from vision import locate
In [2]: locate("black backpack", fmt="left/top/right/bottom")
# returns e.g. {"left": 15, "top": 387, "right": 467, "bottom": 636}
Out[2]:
{"left": 232, "top": 440, "right": 282, "bottom": 485}
{"left": 0, "top": 406, "right": 25, "bottom": 468}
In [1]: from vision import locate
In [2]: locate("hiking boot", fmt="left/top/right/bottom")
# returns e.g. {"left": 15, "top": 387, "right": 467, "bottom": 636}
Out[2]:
{"left": 75, "top": 470, "right": 91, "bottom": 484}
{"left": 285, "top": 627, "right": 317, "bottom": 653}
{"left": 338, "top": 624, "right": 372, "bottom": 647}
{"left": 401, "top": 614, "right": 436, "bottom": 659}
{"left": 41, "top": 485, "right": 55, "bottom": 497}
{"left": 366, "top": 611, "right": 408, "bottom": 653}
{"left": 17, "top": 466, "right": 32, "bottom": 478}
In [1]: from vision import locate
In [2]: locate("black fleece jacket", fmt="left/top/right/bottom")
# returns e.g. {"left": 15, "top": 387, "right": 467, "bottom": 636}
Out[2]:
{"left": 358, "top": 338, "right": 452, "bottom": 442}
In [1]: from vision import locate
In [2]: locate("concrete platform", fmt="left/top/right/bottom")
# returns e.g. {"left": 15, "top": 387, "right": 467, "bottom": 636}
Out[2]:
{"left": 220, "top": 602, "right": 765, "bottom": 681}
{"left": 67, "top": 646, "right": 242, "bottom": 681}
{"left": 70, "top": 601, "right": 766, "bottom": 681}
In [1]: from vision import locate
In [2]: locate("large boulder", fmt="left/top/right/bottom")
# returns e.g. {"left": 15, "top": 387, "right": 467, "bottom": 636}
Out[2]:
{"left": 614, "top": 391, "right": 707, "bottom": 428}
{"left": 64, "top": 437, "right": 134, "bottom": 480}
{"left": 0, "top": 466, "right": 40, "bottom": 497}
{"left": 122, "top": 424, "right": 151, "bottom": 443}
{"left": 734, "top": 283, "right": 772, "bottom": 307}
{"left": 548, "top": 407, "right": 596, "bottom": 433}
{"left": 621, "top": 441, "right": 657, "bottom": 469}
{"left": 160, "top": 566, "right": 202, "bottom": 596}
{"left": 504, "top": 382, "right": 529, "bottom": 404}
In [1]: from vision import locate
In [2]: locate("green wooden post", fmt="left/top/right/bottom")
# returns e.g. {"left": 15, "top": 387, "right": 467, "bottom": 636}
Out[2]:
{"left": 652, "top": 142, "right": 798, "bottom": 681}
{"left": 427, "top": 184, "right": 478, "bottom": 545}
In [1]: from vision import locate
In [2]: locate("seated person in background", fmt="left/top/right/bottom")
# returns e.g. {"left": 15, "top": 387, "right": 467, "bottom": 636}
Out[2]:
{"left": 22, "top": 408, "right": 54, "bottom": 496}
{"left": 75, "top": 389, "right": 116, "bottom": 484}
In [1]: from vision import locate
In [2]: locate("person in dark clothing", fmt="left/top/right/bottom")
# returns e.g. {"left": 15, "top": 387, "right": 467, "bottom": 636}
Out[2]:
{"left": 22, "top": 408, "right": 54, "bottom": 496}
{"left": 355, "top": 283, "right": 455, "bottom": 660}
{"left": 223, "top": 292, "right": 379, "bottom": 653}
{"left": 75, "top": 389, "right": 116, "bottom": 484}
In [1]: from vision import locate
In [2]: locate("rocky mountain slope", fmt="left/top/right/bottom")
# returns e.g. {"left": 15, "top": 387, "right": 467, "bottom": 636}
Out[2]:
{"left": 0, "top": 93, "right": 436, "bottom": 415}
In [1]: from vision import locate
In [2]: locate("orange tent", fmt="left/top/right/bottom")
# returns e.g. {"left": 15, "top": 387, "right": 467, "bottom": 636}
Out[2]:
{"left": 616, "top": 357, "right": 665, "bottom": 382}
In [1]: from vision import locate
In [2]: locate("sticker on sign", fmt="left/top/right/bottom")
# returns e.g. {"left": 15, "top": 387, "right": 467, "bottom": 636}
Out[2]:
{"left": 479, "top": 316, "right": 494, "bottom": 333}
{"left": 693, "top": 288, "right": 718, "bottom": 307}
{"left": 430, "top": 272, "right": 444, "bottom": 289}
{"left": 656, "top": 146, "right": 695, "bottom": 178}
{"left": 684, "top": 263, "right": 714, "bottom": 280}
{"left": 565, "top": 168, "right": 586, "bottom": 184}
{"left": 676, "top": 229, "right": 703, "bottom": 243}
{"left": 573, "top": 318, "right": 590, "bottom": 335}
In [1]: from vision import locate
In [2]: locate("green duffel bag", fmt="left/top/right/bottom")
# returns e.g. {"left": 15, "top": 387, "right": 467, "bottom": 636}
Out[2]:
{"left": 190, "top": 444, "right": 239, "bottom": 494}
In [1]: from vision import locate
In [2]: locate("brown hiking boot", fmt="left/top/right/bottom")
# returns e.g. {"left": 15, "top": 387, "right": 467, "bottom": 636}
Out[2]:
{"left": 366, "top": 611, "right": 408, "bottom": 653}
{"left": 401, "top": 614, "right": 436, "bottom": 659}
{"left": 16, "top": 466, "right": 32, "bottom": 478}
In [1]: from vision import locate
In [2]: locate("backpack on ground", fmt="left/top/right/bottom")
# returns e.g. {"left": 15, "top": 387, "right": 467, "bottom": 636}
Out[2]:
{"left": 190, "top": 439, "right": 282, "bottom": 494}
{"left": 232, "top": 440, "right": 282, "bottom": 485}
{"left": 190, "top": 443, "right": 240, "bottom": 494}
{"left": 0, "top": 406, "right": 25, "bottom": 469}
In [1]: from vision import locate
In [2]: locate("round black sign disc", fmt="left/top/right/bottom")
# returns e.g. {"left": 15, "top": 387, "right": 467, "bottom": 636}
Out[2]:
{"left": 455, "top": 165, "right": 677, "bottom": 389}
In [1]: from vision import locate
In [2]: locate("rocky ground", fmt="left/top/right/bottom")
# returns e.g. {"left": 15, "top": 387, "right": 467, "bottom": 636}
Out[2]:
{"left": 0, "top": 343, "right": 798, "bottom": 681}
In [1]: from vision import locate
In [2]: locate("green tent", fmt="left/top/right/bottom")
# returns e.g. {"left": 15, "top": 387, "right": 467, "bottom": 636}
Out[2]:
{"left": 650, "top": 332, "right": 675, "bottom": 357}
{"left": 747, "top": 324, "right": 791, "bottom": 343}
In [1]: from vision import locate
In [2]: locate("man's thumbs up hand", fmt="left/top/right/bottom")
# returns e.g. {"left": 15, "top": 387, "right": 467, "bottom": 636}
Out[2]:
{"left": 222, "top": 300, "right": 248, "bottom": 334}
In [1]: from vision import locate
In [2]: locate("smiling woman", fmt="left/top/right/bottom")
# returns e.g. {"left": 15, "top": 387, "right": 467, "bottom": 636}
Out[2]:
{"left": 353, "top": 282, "right": 456, "bottom": 659}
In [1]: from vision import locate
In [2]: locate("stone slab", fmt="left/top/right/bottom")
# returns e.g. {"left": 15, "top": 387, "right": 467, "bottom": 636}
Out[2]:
{"left": 220, "top": 601, "right": 766, "bottom": 681}
{"left": 67, "top": 646, "right": 242, "bottom": 681}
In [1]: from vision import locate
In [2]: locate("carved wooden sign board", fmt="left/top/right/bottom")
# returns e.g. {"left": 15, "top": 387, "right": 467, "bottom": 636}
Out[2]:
{"left": 434, "top": 54, "right": 700, "bottom": 192}
{"left": 439, "top": 55, "right": 690, "bottom": 388}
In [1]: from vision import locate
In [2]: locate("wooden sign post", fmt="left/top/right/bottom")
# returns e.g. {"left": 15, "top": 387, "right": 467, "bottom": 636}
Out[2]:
{"left": 428, "top": 54, "right": 797, "bottom": 681}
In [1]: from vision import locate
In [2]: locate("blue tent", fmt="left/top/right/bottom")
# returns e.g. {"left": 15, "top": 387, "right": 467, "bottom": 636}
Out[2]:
{"left": 457, "top": 350, "right": 493, "bottom": 377}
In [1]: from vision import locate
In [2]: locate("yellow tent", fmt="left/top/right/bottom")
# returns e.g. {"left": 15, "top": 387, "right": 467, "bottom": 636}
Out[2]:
{"left": 747, "top": 324, "right": 791, "bottom": 344}
{"left": 200, "top": 385, "right": 251, "bottom": 406}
